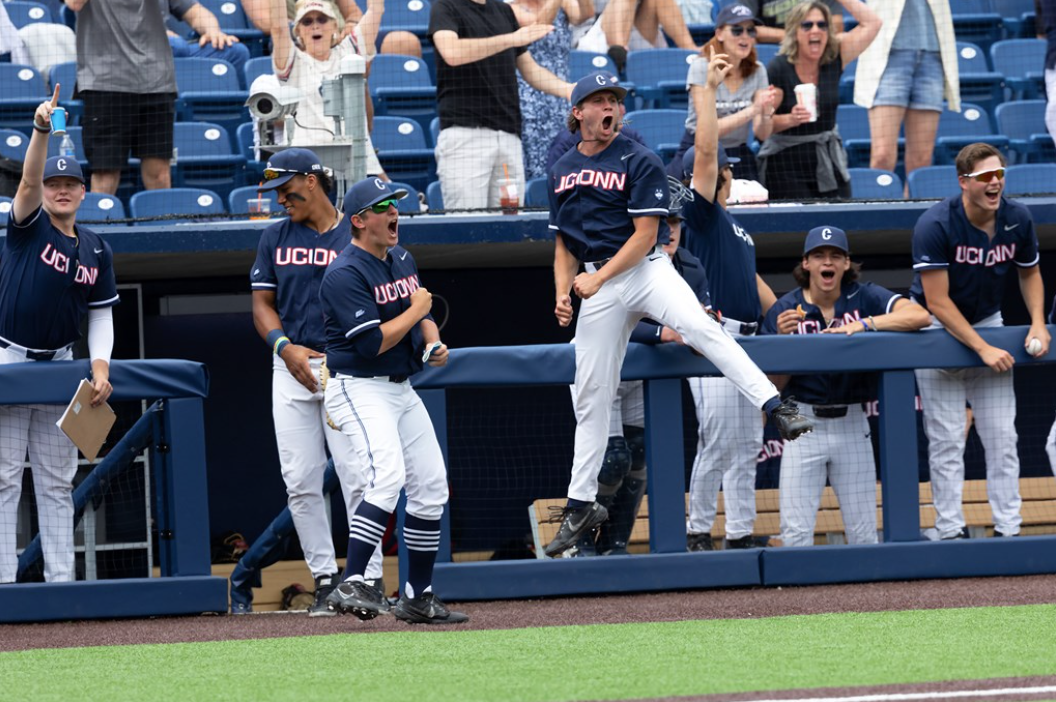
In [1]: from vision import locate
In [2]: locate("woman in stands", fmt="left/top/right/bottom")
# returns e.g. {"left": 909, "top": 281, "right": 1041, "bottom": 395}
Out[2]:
{"left": 757, "top": 0, "right": 880, "bottom": 201}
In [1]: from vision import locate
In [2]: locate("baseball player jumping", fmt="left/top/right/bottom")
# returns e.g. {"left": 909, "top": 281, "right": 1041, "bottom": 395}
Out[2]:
{"left": 321, "top": 178, "right": 467, "bottom": 625}
{"left": 911, "top": 143, "right": 1049, "bottom": 540}
{"left": 763, "top": 226, "right": 930, "bottom": 547}
{"left": 251, "top": 148, "right": 383, "bottom": 615}
{"left": 545, "top": 67, "right": 814, "bottom": 558}
{"left": 0, "top": 87, "right": 119, "bottom": 583}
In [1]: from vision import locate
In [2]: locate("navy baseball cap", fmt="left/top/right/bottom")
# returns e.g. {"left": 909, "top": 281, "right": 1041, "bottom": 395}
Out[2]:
{"left": 682, "top": 146, "right": 740, "bottom": 178}
{"left": 715, "top": 3, "right": 762, "bottom": 27}
{"left": 259, "top": 148, "right": 325, "bottom": 190}
{"left": 571, "top": 71, "right": 628, "bottom": 106}
{"left": 42, "top": 156, "right": 84, "bottom": 183}
{"left": 803, "top": 226, "right": 850, "bottom": 255}
{"left": 344, "top": 177, "right": 408, "bottom": 215}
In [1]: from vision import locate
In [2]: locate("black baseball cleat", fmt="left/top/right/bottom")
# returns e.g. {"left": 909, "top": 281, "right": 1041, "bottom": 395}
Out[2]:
{"left": 308, "top": 573, "right": 339, "bottom": 618}
{"left": 393, "top": 592, "right": 469, "bottom": 625}
{"left": 770, "top": 398, "right": 814, "bottom": 441}
{"left": 687, "top": 532, "right": 714, "bottom": 552}
{"left": 325, "top": 579, "right": 391, "bottom": 621}
{"left": 724, "top": 535, "right": 756, "bottom": 550}
{"left": 544, "top": 502, "right": 609, "bottom": 558}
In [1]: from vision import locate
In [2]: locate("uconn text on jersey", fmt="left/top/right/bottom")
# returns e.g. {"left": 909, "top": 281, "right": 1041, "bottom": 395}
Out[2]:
{"left": 554, "top": 170, "right": 627, "bottom": 193}
{"left": 375, "top": 274, "right": 421, "bottom": 304}
{"left": 40, "top": 243, "right": 98, "bottom": 285}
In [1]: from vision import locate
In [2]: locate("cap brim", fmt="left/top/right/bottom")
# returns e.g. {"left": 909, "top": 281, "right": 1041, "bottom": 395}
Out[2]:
{"left": 44, "top": 174, "right": 84, "bottom": 184}
{"left": 258, "top": 173, "right": 298, "bottom": 191}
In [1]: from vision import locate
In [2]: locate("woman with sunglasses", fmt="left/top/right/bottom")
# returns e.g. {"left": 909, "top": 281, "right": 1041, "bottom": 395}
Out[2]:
{"left": 667, "top": 3, "right": 775, "bottom": 182}
{"left": 757, "top": 0, "right": 880, "bottom": 202}
{"left": 269, "top": 0, "right": 386, "bottom": 177}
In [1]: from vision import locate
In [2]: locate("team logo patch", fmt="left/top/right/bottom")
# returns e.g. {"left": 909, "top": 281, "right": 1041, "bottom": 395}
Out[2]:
{"left": 374, "top": 178, "right": 386, "bottom": 190}
{"left": 655, "top": 189, "right": 663, "bottom": 200}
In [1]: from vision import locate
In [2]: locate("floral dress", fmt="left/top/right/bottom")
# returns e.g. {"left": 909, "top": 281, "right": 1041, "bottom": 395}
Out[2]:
{"left": 517, "top": 9, "right": 571, "bottom": 180}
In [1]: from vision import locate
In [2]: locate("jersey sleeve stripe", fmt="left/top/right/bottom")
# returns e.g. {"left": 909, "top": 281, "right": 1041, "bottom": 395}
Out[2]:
{"left": 9, "top": 206, "right": 43, "bottom": 229}
{"left": 912, "top": 262, "right": 948, "bottom": 270}
{"left": 548, "top": 224, "right": 559, "bottom": 231}
{"left": 87, "top": 294, "right": 120, "bottom": 308}
{"left": 627, "top": 207, "right": 668, "bottom": 216}
{"left": 344, "top": 319, "right": 380, "bottom": 338}
{"left": 251, "top": 282, "right": 278, "bottom": 289}
{"left": 884, "top": 294, "right": 903, "bottom": 315}
{"left": 1015, "top": 252, "right": 1040, "bottom": 268}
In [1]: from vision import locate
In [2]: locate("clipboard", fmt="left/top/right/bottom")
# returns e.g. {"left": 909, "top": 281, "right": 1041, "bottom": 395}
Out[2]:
{"left": 55, "top": 379, "right": 116, "bottom": 462}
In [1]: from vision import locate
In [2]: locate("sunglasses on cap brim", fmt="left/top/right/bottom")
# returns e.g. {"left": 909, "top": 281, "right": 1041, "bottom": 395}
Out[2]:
{"left": 263, "top": 167, "right": 309, "bottom": 181}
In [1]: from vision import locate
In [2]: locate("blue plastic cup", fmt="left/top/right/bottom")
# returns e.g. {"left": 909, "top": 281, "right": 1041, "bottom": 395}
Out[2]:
{"left": 50, "top": 107, "right": 67, "bottom": 136}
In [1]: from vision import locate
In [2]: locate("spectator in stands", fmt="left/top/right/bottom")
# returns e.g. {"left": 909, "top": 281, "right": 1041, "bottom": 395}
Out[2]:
{"left": 911, "top": 143, "right": 1049, "bottom": 540}
{"left": 162, "top": 0, "right": 252, "bottom": 79}
{"left": 666, "top": 4, "right": 777, "bottom": 182}
{"left": 429, "top": 0, "right": 573, "bottom": 211}
{"left": 269, "top": 0, "right": 386, "bottom": 176}
{"left": 762, "top": 226, "right": 929, "bottom": 548}
{"left": 512, "top": 0, "right": 594, "bottom": 180}
{"left": 0, "top": 4, "right": 31, "bottom": 65}
{"left": 1039, "top": 1, "right": 1056, "bottom": 144}
{"left": 545, "top": 93, "right": 644, "bottom": 172}
{"left": 69, "top": 0, "right": 183, "bottom": 194}
{"left": 854, "top": 0, "right": 958, "bottom": 188}
{"left": 758, "top": 0, "right": 880, "bottom": 201}
{"left": 741, "top": 0, "right": 842, "bottom": 44}
{"left": 575, "top": 0, "right": 702, "bottom": 72}
{"left": 242, "top": 0, "right": 423, "bottom": 56}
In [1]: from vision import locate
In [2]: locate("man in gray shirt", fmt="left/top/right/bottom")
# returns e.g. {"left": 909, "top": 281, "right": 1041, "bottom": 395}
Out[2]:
{"left": 68, "top": 0, "right": 192, "bottom": 194}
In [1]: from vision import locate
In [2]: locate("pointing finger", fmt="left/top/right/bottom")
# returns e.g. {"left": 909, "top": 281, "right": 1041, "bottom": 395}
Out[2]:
{"left": 51, "top": 83, "right": 60, "bottom": 105}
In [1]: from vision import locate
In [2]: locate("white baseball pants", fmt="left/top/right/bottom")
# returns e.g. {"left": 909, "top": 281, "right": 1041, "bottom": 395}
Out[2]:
{"left": 0, "top": 346, "right": 76, "bottom": 583}
{"left": 567, "top": 251, "right": 778, "bottom": 502}
{"left": 272, "top": 356, "right": 382, "bottom": 580}
{"left": 1046, "top": 416, "right": 1056, "bottom": 477}
{"left": 325, "top": 376, "right": 449, "bottom": 520}
{"left": 778, "top": 404, "right": 878, "bottom": 548}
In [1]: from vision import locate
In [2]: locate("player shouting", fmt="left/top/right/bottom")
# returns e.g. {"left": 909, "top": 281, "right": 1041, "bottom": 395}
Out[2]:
{"left": 0, "top": 86, "right": 118, "bottom": 583}
{"left": 544, "top": 65, "right": 814, "bottom": 558}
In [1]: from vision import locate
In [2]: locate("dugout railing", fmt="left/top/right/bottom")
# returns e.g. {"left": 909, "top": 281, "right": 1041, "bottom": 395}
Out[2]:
{"left": 411, "top": 325, "right": 1056, "bottom": 601}
{"left": 0, "top": 359, "right": 227, "bottom": 623}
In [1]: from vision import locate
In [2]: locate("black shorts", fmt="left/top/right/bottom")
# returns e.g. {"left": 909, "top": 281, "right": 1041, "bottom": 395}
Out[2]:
{"left": 81, "top": 91, "right": 176, "bottom": 171}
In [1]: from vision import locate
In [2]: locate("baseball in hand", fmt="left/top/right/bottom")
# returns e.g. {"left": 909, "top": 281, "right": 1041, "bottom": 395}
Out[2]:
{"left": 1026, "top": 337, "right": 1043, "bottom": 356}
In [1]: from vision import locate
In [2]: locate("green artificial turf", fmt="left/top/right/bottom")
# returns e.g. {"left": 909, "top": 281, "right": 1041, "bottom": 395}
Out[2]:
{"left": 2, "top": 604, "right": 1054, "bottom": 702}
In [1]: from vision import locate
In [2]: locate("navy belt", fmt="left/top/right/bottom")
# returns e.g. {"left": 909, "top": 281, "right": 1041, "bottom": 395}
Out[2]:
{"left": 351, "top": 374, "right": 409, "bottom": 384}
{"left": 812, "top": 405, "right": 848, "bottom": 419}
{"left": 0, "top": 338, "right": 68, "bottom": 361}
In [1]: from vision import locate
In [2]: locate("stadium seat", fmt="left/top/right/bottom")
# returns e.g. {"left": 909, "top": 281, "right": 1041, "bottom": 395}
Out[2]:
{"left": 1004, "top": 164, "right": 1056, "bottom": 197}
{"left": 371, "top": 115, "right": 436, "bottom": 192}
{"left": 848, "top": 168, "right": 903, "bottom": 200}
{"left": 0, "top": 129, "right": 28, "bottom": 163}
{"left": 380, "top": 0, "right": 431, "bottom": 35}
{"left": 426, "top": 180, "right": 443, "bottom": 211}
{"left": 78, "top": 192, "right": 127, "bottom": 225}
{"left": 48, "top": 61, "right": 82, "bottom": 124}
{"left": 950, "top": 0, "right": 1003, "bottom": 54}
{"left": 623, "top": 109, "right": 684, "bottom": 161}
{"left": 193, "top": 0, "right": 266, "bottom": 58}
{"left": 993, "top": 0, "right": 1036, "bottom": 37}
{"left": 129, "top": 188, "right": 225, "bottom": 225}
{"left": 243, "top": 56, "right": 273, "bottom": 91}
{"left": 4, "top": 1, "right": 53, "bottom": 29}
{"left": 172, "top": 121, "right": 247, "bottom": 201}
{"left": 0, "top": 196, "right": 11, "bottom": 229}
{"left": 570, "top": 50, "right": 617, "bottom": 81}
{"left": 525, "top": 177, "right": 549, "bottom": 207}
{"left": 388, "top": 181, "right": 422, "bottom": 214}
{"left": 369, "top": 54, "right": 437, "bottom": 134}
{"left": 228, "top": 185, "right": 280, "bottom": 215}
{"left": 686, "top": 22, "right": 715, "bottom": 46}
{"left": 835, "top": 104, "right": 901, "bottom": 169}
{"left": 995, "top": 100, "right": 1047, "bottom": 163}
{"left": 907, "top": 165, "right": 959, "bottom": 199}
{"left": 933, "top": 103, "right": 1008, "bottom": 165}
{"left": 990, "top": 39, "right": 1044, "bottom": 100}
{"left": 0, "top": 64, "right": 48, "bottom": 135}
{"left": 236, "top": 121, "right": 266, "bottom": 183}
{"left": 429, "top": 116, "right": 440, "bottom": 148}
{"left": 839, "top": 58, "right": 856, "bottom": 105}
{"left": 173, "top": 57, "right": 249, "bottom": 149}
{"left": 955, "top": 42, "right": 1004, "bottom": 121}
{"left": 625, "top": 48, "right": 697, "bottom": 109}
{"left": 754, "top": 43, "right": 779, "bottom": 69}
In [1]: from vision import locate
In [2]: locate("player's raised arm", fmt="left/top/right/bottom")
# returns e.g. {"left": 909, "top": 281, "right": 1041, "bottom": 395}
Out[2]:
{"left": 13, "top": 85, "right": 60, "bottom": 224}
{"left": 691, "top": 48, "right": 731, "bottom": 203}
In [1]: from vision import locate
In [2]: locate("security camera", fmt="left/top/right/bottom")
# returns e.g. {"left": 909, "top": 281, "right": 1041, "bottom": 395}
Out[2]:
{"left": 246, "top": 75, "right": 302, "bottom": 122}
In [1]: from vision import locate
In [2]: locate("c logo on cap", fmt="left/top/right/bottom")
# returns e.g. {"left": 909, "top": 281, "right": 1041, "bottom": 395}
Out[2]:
{"left": 374, "top": 178, "right": 385, "bottom": 190}
{"left": 822, "top": 227, "right": 832, "bottom": 240}
{"left": 595, "top": 74, "right": 607, "bottom": 86}
{"left": 732, "top": 5, "right": 750, "bottom": 14}
{"left": 57, "top": 159, "right": 67, "bottom": 171}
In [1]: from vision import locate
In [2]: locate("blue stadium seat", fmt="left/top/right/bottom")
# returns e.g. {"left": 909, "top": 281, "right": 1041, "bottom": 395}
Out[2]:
{"left": 686, "top": 23, "right": 715, "bottom": 46}
{"left": 369, "top": 54, "right": 437, "bottom": 134}
{"left": 243, "top": 56, "right": 273, "bottom": 91}
{"left": 950, "top": 0, "right": 1003, "bottom": 54}
{"left": 955, "top": 42, "right": 1004, "bottom": 121}
{"left": 0, "top": 64, "right": 48, "bottom": 135}
{"left": 429, "top": 116, "right": 440, "bottom": 148}
{"left": 907, "top": 165, "right": 959, "bottom": 199}
{"left": 228, "top": 185, "right": 280, "bottom": 215}
{"left": 426, "top": 180, "right": 443, "bottom": 211}
{"left": 0, "top": 129, "right": 28, "bottom": 162}
{"left": 172, "top": 122, "right": 247, "bottom": 200}
{"left": 995, "top": 100, "right": 1048, "bottom": 163}
{"left": 79, "top": 192, "right": 127, "bottom": 225}
{"left": 378, "top": 0, "right": 432, "bottom": 60}
{"left": 194, "top": 0, "right": 266, "bottom": 57}
{"left": 236, "top": 121, "right": 265, "bottom": 183}
{"left": 990, "top": 39, "right": 1044, "bottom": 100}
{"left": 173, "top": 58, "right": 249, "bottom": 149}
{"left": 1004, "top": 164, "right": 1056, "bottom": 196}
{"left": 48, "top": 61, "right": 82, "bottom": 124}
{"left": 835, "top": 104, "right": 902, "bottom": 169}
{"left": 43, "top": 125, "right": 142, "bottom": 200}
{"left": 848, "top": 168, "right": 903, "bottom": 200}
{"left": 625, "top": 49, "right": 696, "bottom": 109}
{"left": 0, "top": 196, "right": 11, "bottom": 229}
{"left": 933, "top": 103, "right": 1008, "bottom": 164}
{"left": 839, "top": 58, "right": 856, "bottom": 104}
{"left": 4, "top": 1, "right": 53, "bottom": 29}
{"left": 754, "top": 43, "right": 779, "bottom": 69}
{"left": 372, "top": 115, "right": 436, "bottom": 192}
{"left": 623, "top": 109, "right": 684, "bottom": 161}
{"left": 525, "top": 177, "right": 548, "bottom": 207}
{"left": 993, "top": 0, "right": 1036, "bottom": 37}
{"left": 129, "top": 188, "right": 225, "bottom": 225}
{"left": 388, "top": 181, "right": 421, "bottom": 214}
{"left": 570, "top": 51, "right": 617, "bottom": 81}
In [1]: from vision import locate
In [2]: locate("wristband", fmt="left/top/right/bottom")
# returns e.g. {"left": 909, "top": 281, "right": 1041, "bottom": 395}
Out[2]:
{"left": 266, "top": 329, "right": 290, "bottom": 355}
{"left": 33, "top": 121, "right": 49, "bottom": 133}
{"left": 868, "top": 315, "right": 877, "bottom": 331}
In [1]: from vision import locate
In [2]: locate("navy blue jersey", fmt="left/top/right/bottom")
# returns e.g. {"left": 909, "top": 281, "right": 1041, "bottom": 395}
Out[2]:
{"left": 0, "top": 206, "right": 119, "bottom": 350}
{"left": 909, "top": 195, "right": 1039, "bottom": 323}
{"left": 250, "top": 217, "right": 352, "bottom": 351}
{"left": 681, "top": 189, "right": 761, "bottom": 323}
{"left": 548, "top": 133, "right": 669, "bottom": 262}
{"left": 631, "top": 247, "right": 711, "bottom": 343}
{"left": 321, "top": 244, "right": 429, "bottom": 377}
{"left": 761, "top": 281, "right": 901, "bottom": 405}
{"left": 544, "top": 126, "right": 648, "bottom": 176}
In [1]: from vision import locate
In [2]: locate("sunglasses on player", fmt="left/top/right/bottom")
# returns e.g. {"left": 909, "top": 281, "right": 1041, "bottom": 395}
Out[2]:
{"left": 359, "top": 199, "right": 398, "bottom": 215}
{"left": 800, "top": 20, "right": 828, "bottom": 30}
{"left": 959, "top": 168, "right": 1005, "bottom": 183}
{"left": 727, "top": 25, "right": 758, "bottom": 37}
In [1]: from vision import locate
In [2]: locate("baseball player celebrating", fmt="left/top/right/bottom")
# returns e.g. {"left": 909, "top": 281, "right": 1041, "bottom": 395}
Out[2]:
{"left": 681, "top": 52, "right": 779, "bottom": 552}
{"left": 911, "top": 143, "right": 1049, "bottom": 540}
{"left": 321, "top": 178, "right": 467, "bottom": 625}
{"left": 0, "top": 87, "right": 118, "bottom": 583}
{"left": 545, "top": 68, "right": 813, "bottom": 558}
{"left": 251, "top": 148, "right": 383, "bottom": 616}
{"left": 763, "top": 226, "right": 930, "bottom": 547}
